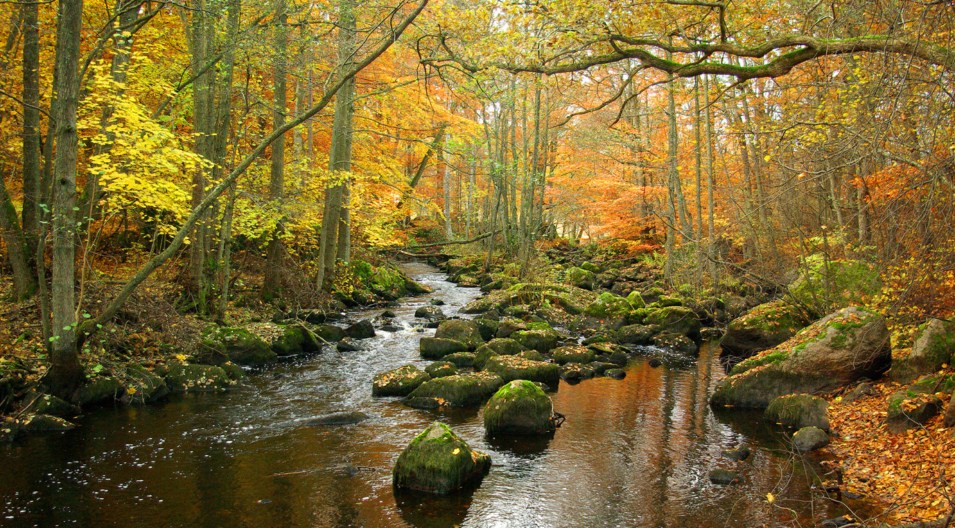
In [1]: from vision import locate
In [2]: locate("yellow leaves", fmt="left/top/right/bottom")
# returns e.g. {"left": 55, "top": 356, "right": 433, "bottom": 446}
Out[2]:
{"left": 765, "top": 492, "right": 775, "bottom": 504}
{"left": 174, "top": 354, "right": 187, "bottom": 362}
{"left": 126, "top": 386, "right": 137, "bottom": 395}
{"left": 451, "top": 447, "right": 461, "bottom": 455}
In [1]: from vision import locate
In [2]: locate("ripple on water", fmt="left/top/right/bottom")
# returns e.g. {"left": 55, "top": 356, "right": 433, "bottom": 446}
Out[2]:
{"left": 0, "top": 265, "right": 849, "bottom": 528}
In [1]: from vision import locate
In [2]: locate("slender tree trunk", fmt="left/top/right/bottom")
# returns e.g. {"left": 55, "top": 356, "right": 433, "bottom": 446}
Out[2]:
{"left": 703, "top": 75, "right": 718, "bottom": 284}
{"left": 21, "top": 0, "right": 40, "bottom": 265}
{"left": 318, "top": 0, "right": 356, "bottom": 290}
{"left": 46, "top": 0, "right": 85, "bottom": 398}
{"left": 0, "top": 172, "right": 35, "bottom": 300}
{"left": 664, "top": 71, "right": 680, "bottom": 280}
{"left": 264, "top": 0, "right": 288, "bottom": 299}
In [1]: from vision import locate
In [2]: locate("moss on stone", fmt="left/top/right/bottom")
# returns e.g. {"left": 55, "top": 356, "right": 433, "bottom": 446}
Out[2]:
{"left": 420, "top": 337, "right": 469, "bottom": 359}
{"left": 425, "top": 362, "right": 457, "bottom": 379}
{"left": 207, "top": 327, "right": 277, "bottom": 367}
{"left": 584, "top": 293, "right": 633, "bottom": 319}
{"left": 483, "top": 355, "right": 560, "bottom": 388}
{"left": 626, "top": 291, "right": 646, "bottom": 309}
{"left": 373, "top": 365, "right": 431, "bottom": 397}
{"left": 765, "top": 394, "right": 830, "bottom": 431}
{"left": 434, "top": 320, "right": 484, "bottom": 350}
{"left": 730, "top": 350, "right": 791, "bottom": 375}
{"left": 564, "top": 267, "right": 596, "bottom": 290}
{"left": 393, "top": 422, "right": 491, "bottom": 494}
{"left": 164, "top": 363, "right": 234, "bottom": 393}
{"left": 443, "top": 352, "right": 476, "bottom": 368}
{"left": 484, "top": 380, "right": 555, "bottom": 436}
{"left": 643, "top": 306, "right": 701, "bottom": 340}
{"left": 404, "top": 372, "right": 505, "bottom": 408}
{"left": 551, "top": 345, "right": 595, "bottom": 365}
{"left": 511, "top": 328, "right": 561, "bottom": 353}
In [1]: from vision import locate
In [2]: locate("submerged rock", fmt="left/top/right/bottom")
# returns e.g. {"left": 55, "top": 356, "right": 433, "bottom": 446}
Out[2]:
{"left": 373, "top": 365, "right": 431, "bottom": 397}
{"left": 604, "top": 368, "right": 627, "bottom": 380}
{"left": 337, "top": 337, "right": 362, "bottom": 352}
{"left": 484, "top": 380, "right": 556, "bottom": 436}
{"left": 765, "top": 394, "right": 830, "bottom": 431}
{"left": 393, "top": 422, "right": 491, "bottom": 494}
{"left": 404, "top": 372, "right": 505, "bottom": 408}
{"left": 304, "top": 411, "right": 370, "bottom": 426}
{"left": 711, "top": 307, "right": 891, "bottom": 409}
{"left": 483, "top": 355, "right": 560, "bottom": 389}
{"left": 721, "top": 446, "right": 751, "bottom": 461}
{"left": 708, "top": 469, "right": 741, "bottom": 485}
{"left": 792, "top": 426, "right": 829, "bottom": 452}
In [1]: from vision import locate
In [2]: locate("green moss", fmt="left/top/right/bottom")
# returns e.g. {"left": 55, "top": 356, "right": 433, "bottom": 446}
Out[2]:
{"left": 551, "top": 345, "right": 595, "bottom": 365}
{"left": 425, "top": 362, "right": 457, "bottom": 379}
{"left": 626, "top": 291, "right": 646, "bottom": 309}
{"left": 564, "top": 267, "right": 596, "bottom": 290}
{"left": 730, "top": 350, "right": 790, "bottom": 375}
{"left": 483, "top": 355, "right": 560, "bottom": 388}
{"left": 405, "top": 372, "right": 505, "bottom": 407}
{"left": 585, "top": 293, "right": 632, "bottom": 319}
{"left": 393, "top": 422, "right": 491, "bottom": 494}
{"left": 443, "top": 352, "right": 476, "bottom": 368}
{"left": 765, "top": 394, "right": 830, "bottom": 431}
{"left": 164, "top": 363, "right": 234, "bottom": 393}
{"left": 373, "top": 365, "right": 431, "bottom": 397}
{"left": 511, "top": 328, "right": 561, "bottom": 352}
{"left": 484, "top": 380, "right": 555, "bottom": 436}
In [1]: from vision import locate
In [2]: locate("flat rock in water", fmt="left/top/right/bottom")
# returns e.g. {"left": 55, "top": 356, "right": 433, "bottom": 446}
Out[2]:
{"left": 337, "top": 338, "right": 361, "bottom": 352}
{"left": 708, "top": 469, "right": 741, "bottom": 485}
{"left": 792, "top": 426, "right": 829, "bottom": 452}
{"left": 304, "top": 411, "right": 370, "bottom": 427}
{"left": 721, "top": 446, "right": 752, "bottom": 461}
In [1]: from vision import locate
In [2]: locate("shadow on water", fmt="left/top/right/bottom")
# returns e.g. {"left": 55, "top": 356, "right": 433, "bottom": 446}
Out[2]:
{"left": 0, "top": 263, "right": 859, "bottom": 527}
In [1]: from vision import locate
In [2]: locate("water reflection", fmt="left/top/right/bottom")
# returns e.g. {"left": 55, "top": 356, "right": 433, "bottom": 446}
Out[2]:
{"left": 0, "top": 265, "right": 853, "bottom": 527}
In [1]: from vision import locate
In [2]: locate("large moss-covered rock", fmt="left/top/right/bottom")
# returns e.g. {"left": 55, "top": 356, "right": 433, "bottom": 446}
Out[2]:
{"left": 24, "top": 392, "right": 80, "bottom": 418}
{"left": 404, "top": 372, "right": 505, "bottom": 408}
{"left": 720, "top": 301, "right": 808, "bottom": 361}
{"left": 373, "top": 365, "right": 431, "bottom": 397}
{"left": 652, "top": 332, "right": 698, "bottom": 355}
{"left": 314, "top": 324, "right": 346, "bottom": 343}
{"left": 272, "top": 324, "right": 323, "bottom": 356}
{"left": 443, "top": 352, "right": 476, "bottom": 369}
{"left": 616, "top": 324, "right": 657, "bottom": 345}
{"left": 584, "top": 293, "right": 632, "bottom": 319}
{"left": 74, "top": 376, "right": 122, "bottom": 406}
{"left": 644, "top": 306, "right": 701, "bottom": 341}
{"left": 207, "top": 327, "right": 277, "bottom": 367}
{"left": 887, "top": 389, "right": 944, "bottom": 433}
{"left": 393, "top": 422, "right": 491, "bottom": 494}
{"left": 551, "top": 345, "right": 595, "bottom": 365}
{"left": 434, "top": 320, "right": 484, "bottom": 350}
{"left": 121, "top": 365, "right": 169, "bottom": 405}
{"left": 765, "top": 394, "right": 830, "bottom": 431}
{"left": 22, "top": 414, "right": 76, "bottom": 433}
{"left": 420, "top": 337, "right": 469, "bottom": 359}
{"left": 164, "top": 363, "right": 234, "bottom": 393}
{"left": 474, "top": 338, "right": 528, "bottom": 370}
{"left": 425, "top": 362, "right": 457, "bottom": 379}
{"left": 511, "top": 329, "right": 561, "bottom": 353}
{"left": 483, "top": 355, "right": 560, "bottom": 388}
{"left": 711, "top": 307, "right": 891, "bottom": 409}
{"left": 891, "top": 319, "right": 955, "bottom": 383}
{"left": 463, "top": 283, "right": 593, "bottom": 316}
{"left": 565, "top": 267, "right": 596, "bottom": 290}
{"left": 626, "top": 291, "right": 646, "bottom": 309}
{"left": 484, "top": 380, "right": 556, "bottom": 436}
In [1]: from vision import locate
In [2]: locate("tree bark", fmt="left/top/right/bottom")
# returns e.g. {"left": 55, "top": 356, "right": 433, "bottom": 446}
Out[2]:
{"left": 21, "top": 0, "right": 40, "bottom": 266}
{"left": 46, "top": 0, "right": 85, "bottom": 398}
{"left": 264, "top": 0, "right": 288, "bottom": 299}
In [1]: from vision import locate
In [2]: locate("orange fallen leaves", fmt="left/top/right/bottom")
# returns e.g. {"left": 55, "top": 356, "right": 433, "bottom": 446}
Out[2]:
{"left": 826, "top": 379, "right": 955, "bottom": 524}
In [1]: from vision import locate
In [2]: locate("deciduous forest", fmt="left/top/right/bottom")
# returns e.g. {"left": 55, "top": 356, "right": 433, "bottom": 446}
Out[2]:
{"left": 0, "top": 0, "right": 954, "bottom": 526}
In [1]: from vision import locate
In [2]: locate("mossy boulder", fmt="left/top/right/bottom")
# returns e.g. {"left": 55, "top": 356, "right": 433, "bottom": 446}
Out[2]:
{"left": 652, "top": 333, "right": 699, "bottom": 355}
{"left": 22, "top": 414, "right": 76, "bottom": 433}
{"left": 373, "top": 365, "right": 431, "bottom": 397}
{"left": 420, "top": 337, "right": 469, "bottom": 359}
{"left": 887, "top": 391, "right": 943, "bottom": 433}
{"left": 616, "top": 324, "right": 658, "bottom": 345}
{"left": 404, "top": 372, "right": 505, "bottom": 408}
{"left": 345, "top": 319, "right": 376, "bottom": 339}
{"left": 434, "top": 320, "right": 484, "bottom": 350}
{"left": 792, "top": 426, "right": 829, "bottom": 453}
{"left": 24, "top": 392, "right": 80, "bottom": 418}
{"left": 74, "top": 376, "right": 122, "bottom": 407}
{"left": 483, "top": 355, "right": 560, "bottom": 389}
{"left": 415, "top": 305, "right": 446, "bottom": 321}
{"left": 518, "top": 350, "right": 545, "bottom": 362}
{"left": 484, "top": 380, "right": 556, "bottom": 436}
{"left": 443, "top": 352, "right": 476, "bottom": 369}
{"left": 765, "top": 394, "right": 830, "bottom": 431}
{"left": 425, "top": 362, "right": 457, "bottom": 379}
{"left": 584, "top": 293, "right": 632, "bottom": 319}
{"left": 644, "top": 306, "right": 701, "bottom": 341}
{"left": 164, "top": 363, "right": 234, "bottom": 392}
{"left": 314, "top": 324, "right": 346, "bottom": 343}
{"left": 711, "top": 307, "right": 891, "bottom": 409}
{"left": 474, "top": 318, "right": 499, "bottom": 341}
{"left": 580, "top": 261, "right": 601, "bottom": 273}
{"left": 565, "top": 267, "right": 596, "bottom": 290}
{"left": 511, "top": 329, "right": 561, "bottom": 353}
{"left": 393, "top": 422, "right": 491, "bottom": 494}
{"left": 551, "top": 345, "right": 595, "bottom": 365}
{"left": 496, "top": 318, "right": 527, "bottom": 338}
{"left": 720, "top": 301, "right": 808, "bottom": 362}
{"left": 641, "top": 286, "right": 666, "bottom": 304}
{"left": 560, "top": 363, "right": 595, "bottom": 382}
{"left": 121, "top": 365, "right": 169, "bottom": 405}
{"left": 891, "top": 319, "right": 955, "bottom": 383}
{"left": 604, "top": 368, "right": 627, "bottom": 380}
{"left": 474, "top": 338, "right": 527, "bottom": 370}
{"left": 208, "top": 327, "right": 277, "bottom": 367}
{"left": 272, "top": 324, "right": 323, "bottom": 356}
{"left": 626, "top": 291, "right": 646, "bottom": 309}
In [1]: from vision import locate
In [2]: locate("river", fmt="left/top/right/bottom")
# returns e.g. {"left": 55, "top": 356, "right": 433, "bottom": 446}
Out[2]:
{"left": 0, "top": 263, "right": 852, "bottom": 527}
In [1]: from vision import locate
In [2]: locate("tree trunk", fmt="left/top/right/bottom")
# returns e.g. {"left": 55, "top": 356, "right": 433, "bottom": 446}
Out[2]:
{"left": 21, "top": 0, "right": 40, "bottom": 266}
{"left": 0, "top": 174, "right": 35, "bottom": 300}
{"left": 46, "top": 0, "right": 84, "bottom": 398}
{"left": 264, "top": 0, "right": 288, "bottom": 299}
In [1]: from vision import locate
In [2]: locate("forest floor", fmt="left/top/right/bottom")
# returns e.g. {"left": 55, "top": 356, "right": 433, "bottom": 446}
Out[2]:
{"left": 826, "top": 374, "right": 955, "bottom": 525}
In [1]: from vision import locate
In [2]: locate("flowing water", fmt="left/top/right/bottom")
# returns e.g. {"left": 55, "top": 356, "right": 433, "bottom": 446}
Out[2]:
{"left": 0, "top": 263, "right": 853, "bottom": 527}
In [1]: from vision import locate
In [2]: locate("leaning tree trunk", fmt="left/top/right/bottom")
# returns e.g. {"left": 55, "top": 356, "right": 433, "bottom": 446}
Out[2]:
{"left": 46, "top": 0, "right": 85, "bottom": 398}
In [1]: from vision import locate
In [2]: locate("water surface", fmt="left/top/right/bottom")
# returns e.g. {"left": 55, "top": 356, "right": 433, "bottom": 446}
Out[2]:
{"left": 0, "top": 263, "right": 850, "bottom": 527}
